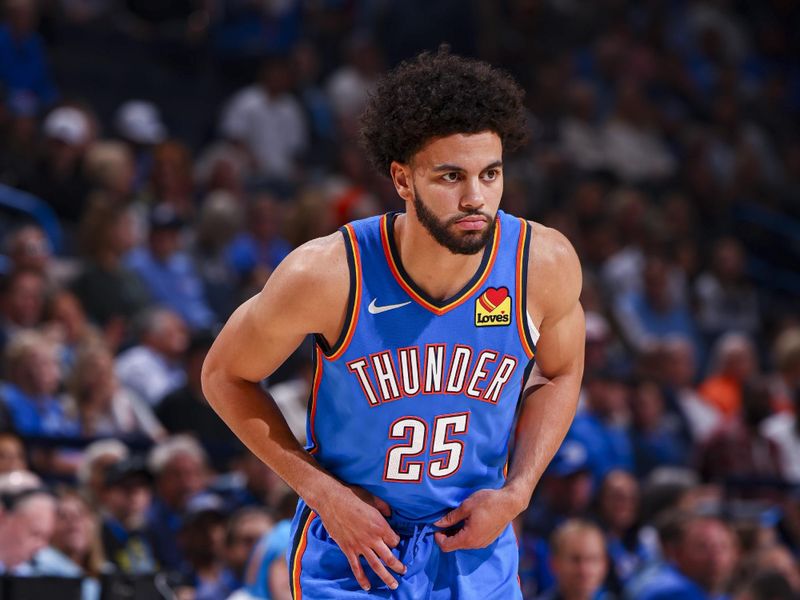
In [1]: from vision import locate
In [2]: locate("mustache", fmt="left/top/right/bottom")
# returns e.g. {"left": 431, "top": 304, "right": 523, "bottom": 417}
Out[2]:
{"left": 444, "top": 210, "right": 494, "bottom": 227}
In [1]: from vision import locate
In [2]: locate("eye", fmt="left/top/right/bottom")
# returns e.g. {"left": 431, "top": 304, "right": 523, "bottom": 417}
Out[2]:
{"left": 441, "top": 172, "right": 460, "bottom": 182}
{"left": 483, "top": 169, "right": 500, "bottom": 181}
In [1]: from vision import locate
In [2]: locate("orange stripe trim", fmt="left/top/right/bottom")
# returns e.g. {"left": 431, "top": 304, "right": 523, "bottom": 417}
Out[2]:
{"left": 515, "top": 219, "right": 535, "bottom": 359}
{"left": 307, "top": 347, "right": 323, "bottom": 455}
{"left": 380, "top": 214, "right": 501, "bottom": 316}
{"left": 291, "top": 511, "right": 317, "bottom": 599}
{"left": 328, "top": 224, "right": 362, "bottom": 361}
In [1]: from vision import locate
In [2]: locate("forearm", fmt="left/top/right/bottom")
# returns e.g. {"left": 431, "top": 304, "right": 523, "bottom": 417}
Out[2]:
{"left": 503, "top": 371, "right": 581, "bottom": 513}
{"left": 202, "top": 369, "right": 342, "bottom": 510}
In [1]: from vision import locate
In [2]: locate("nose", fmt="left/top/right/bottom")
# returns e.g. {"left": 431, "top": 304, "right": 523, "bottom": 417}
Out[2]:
{"left": 459, "top": 177, "right": 484, "bottom": 210}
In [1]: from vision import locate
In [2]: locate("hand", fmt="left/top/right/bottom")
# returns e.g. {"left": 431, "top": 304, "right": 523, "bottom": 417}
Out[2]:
{"left": 315, "top": 484, "right": 407, "bottom": 591}
{"left": 433, "top": 488, "right": 522, "bottom": 552}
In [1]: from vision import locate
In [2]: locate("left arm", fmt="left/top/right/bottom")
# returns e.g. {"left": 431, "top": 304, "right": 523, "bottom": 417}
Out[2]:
{"left": 435, "top": 224, "right": 584, "bottom": 551}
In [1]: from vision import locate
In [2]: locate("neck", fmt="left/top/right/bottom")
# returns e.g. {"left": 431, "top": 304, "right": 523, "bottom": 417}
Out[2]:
{"left": 393, "top": 213, "right": 487, "bottom": 301}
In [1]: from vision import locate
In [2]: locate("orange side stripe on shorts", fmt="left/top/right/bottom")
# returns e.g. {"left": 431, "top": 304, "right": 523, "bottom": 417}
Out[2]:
{"left": 291, "top": 511, "right": 317, "bottom": 600}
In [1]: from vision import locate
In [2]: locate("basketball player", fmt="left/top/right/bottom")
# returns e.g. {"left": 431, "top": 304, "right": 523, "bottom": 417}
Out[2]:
{"left": 202, "top": 50, "right": 585, "bottom": 598}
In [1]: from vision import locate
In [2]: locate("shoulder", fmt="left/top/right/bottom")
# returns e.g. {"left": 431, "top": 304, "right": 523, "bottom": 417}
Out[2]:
{"left": 526, "top": 221, "right": 582, "bottom": 319}
{"left": 266, "top": 231, "right": 348, "bottom": 294}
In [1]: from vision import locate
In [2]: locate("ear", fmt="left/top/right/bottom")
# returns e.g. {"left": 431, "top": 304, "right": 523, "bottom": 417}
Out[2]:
{"left": 390, "top": 161, "right": 414, "bottom": 203}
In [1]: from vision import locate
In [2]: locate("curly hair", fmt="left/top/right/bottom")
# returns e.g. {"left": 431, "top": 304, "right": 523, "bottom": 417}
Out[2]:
{"left": 360, "top": 49, "right": 529, "bottom": 176}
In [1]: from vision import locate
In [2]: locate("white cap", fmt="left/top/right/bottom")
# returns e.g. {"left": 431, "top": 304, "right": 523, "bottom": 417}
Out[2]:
{"left": 43, "top": 107, "right": 90, "bottom": 146}
{"left": 115, "top": 100, "right": 167, "bottom": 145}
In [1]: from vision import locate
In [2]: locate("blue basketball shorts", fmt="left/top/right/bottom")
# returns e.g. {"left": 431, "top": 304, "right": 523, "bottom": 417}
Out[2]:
{"left": 287, "top": 499, "right": 523, "bottom": 599}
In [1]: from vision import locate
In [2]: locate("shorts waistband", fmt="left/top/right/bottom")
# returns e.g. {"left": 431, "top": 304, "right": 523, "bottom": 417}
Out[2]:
{"left": 387, "top": 515, "right": 445, "bottom": 536}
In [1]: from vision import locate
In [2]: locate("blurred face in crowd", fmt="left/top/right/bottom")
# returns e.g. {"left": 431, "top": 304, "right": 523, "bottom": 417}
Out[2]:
{"left": 675, "top": 518, "right": 738, "bottom": 594}
{"left": 631, "top": 381, "right": 665, "bottom": 433}
{"left": 146, "top": 312, "right": 189, "bottom": 359}
{"left": 0, "top": 493, "right": 56, "bottom": 568}
{"left": 586, "top": 377, "right": 629, "bottom": 422}
{"left": 225, "top": 510, "right": 273, "bottom": 577}
{"left": 149, "top": 227, "right": 181, "bottom": 261}
{"left": 551, "top": 525, "right": 608, "bottom": 600}
{"left": 250, "top": 196, "right": 282, "bottom": 242}
{"left": 643, "top": 257, "right": 671, "bottom": 312}
{"left": 47, "top": 291, "right": 88, "bottom": 344}
{"left": 52, "top": 493, "right": 95, "bottom": 561}
{"left": 157, "top": 452, "right": 208, "bottom": 511}
{"left": 547, "top": 470, "right": 594, "bottom": 516}
{"left": 9, "top": 226, "right": 50, "bottom": 272}
{"left": 712, "top": 238, "right": 745, "bottom": 283}
{"left": 5, "top": 0, "right": 38, "bottom": 36}
{"left": 74, "top": 347, "right": 117, "bottom": 409}
{"left": 0, "top": 434, "right": 26, "bottom": 473}
{"left": 13, "top": 345, "right": 61, "bottom": 397}
{"left": 718, "top": 338, "right": 757, "bottom": 381}
{"left": 3, "top": 270, "right": 45, "bottom": 327}
{"left": 662, "top": 338, "right": 696, "bottom": 388}
{"left": 599, "top": 470, "right": 639, "bottom": 534}
{"left": 180, "top": 511, "right": 227, "bottom": 569}
{"left": 101, "top": 476, "right": 152, "bottom": 529}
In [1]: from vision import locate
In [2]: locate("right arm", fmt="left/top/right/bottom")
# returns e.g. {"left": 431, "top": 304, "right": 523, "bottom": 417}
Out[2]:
{"left": 201, "top": 233, "right": 405, "bottom": 591}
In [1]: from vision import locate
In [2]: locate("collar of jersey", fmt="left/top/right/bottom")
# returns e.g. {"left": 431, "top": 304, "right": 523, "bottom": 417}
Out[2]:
{"left": 379, "top": 211, "right": 501, "bottom": 316}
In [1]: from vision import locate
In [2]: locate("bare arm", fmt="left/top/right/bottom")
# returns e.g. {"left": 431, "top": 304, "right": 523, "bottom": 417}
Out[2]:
{"left": 201, "top": 233, "right": 405, "bottom": 591}
{"left": 436, "top": 223, "right": 584, "bottom": 551}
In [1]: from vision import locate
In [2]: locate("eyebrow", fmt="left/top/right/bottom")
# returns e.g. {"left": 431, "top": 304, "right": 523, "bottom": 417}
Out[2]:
{"left": 430, "top": 160, "right": 503, "bottom": 172}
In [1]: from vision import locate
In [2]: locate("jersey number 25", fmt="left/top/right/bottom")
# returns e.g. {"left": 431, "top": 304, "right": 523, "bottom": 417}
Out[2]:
{"left": 383, "top": 412, "right": 469, "bottom": 482}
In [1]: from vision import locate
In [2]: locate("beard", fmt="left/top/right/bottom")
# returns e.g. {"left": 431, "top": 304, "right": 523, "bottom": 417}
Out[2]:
{"left": 412, "top": 190, "right": 496, "bottom": 255}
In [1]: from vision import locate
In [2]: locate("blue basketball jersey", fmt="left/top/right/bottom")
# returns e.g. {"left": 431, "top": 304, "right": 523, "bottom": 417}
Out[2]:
{"left": 305, "top": 210, "right": 537, "bottom": 522}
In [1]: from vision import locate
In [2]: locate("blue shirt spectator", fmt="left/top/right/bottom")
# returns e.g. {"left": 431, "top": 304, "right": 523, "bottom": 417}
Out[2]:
{"left": 125, "top": 207, "right": 215, "bottom": 330}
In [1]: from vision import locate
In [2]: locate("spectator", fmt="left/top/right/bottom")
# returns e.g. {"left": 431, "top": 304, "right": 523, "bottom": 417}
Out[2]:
{"left": 0, "top": 0, "right": 58, "bottom": 109}
{"left": 537, "top": 519, "right": 611, "bottom": 600}
{"left": 191, "top": 190, "right": 243, "bottom": 321}
{"left": 769, "top": 328, "right": 800, "bottom": 413}
{"left": 570, "top": 372, "right": 634, "bottom": 482}
{"left": 0, "top": 267, "right": 47, "bottom": 349}
{"left": 5, "top": 224, "right": 70, "bottom": 287}
{"left": 224, "top": 507, "right": 274, "bottom": 591}
{"left": 225, "top": 194, "right": 291, "bottom": 283}
{"left": 178, "top": 496, "right": 236, "bottom": 600}
{"left": 694, "top": 238, "right": 760, "bottom": 342}
{"left": 33, "top": 488, "right": 106, "bottom": 600}
{"left": 72, "top": 200, "right": 150, "bottom": 336}
{"left": 733, "top": 572, "right": 795, "bottom": 600}
{"left": 145, "top": 435, "right": 210, "bottom": 570}
{"left": 114, "top": 100, "right": 167, "bottom": 193}
{"left": 601, "top": 80, "right": 676, "bottom": 184}
{"left": 83, "top": 141, "right": 136, "bottom": 204}
{"left": 97, "top": 457, "right": 157, "bottom": 574}
{"left": 219, "top": 56, "right": 308, "bottom": 183}
{"left": 20, "top": 106, "right": 93, "bottom": 227}
{"left": 157, "top": 331, "right": 240, "bottom": 467}
{"left": 0, "top": 330, "right": 78, "bottom": 437}
{"left": 661, "top": 336, "right": 721, "bottom": 444}
{"left": 125, "top": 205, "right": 216, "bottom": 330}
{"left": 0, "top": 482, "right": 56, "bottom": 574}
{"left": 699, "top": 377, "right": 782, "bottom": 497}
{"left": 559, "top": 81, "right": 605, "bottom": 173}
{"left": 629, "top": 512, "right": 738, "bottom": 600}
{"left": 629, "top": 379, "right": 691, "bottom": 477}
{"left": 115, "top": 307, "right": 188, "bottom": 407}
{"left": 325, "top": 35, "right": 382, "bottom": 127}
{"left": 144, "top": 140, "right": 196, "bottom": 221}
{"left": 76, "top": 439, "right": 129, "bottom": 506}
{"left": 42, "top": 289, "right": 103, "bottom": 367}
{"left": 594, "top": 470, "right": 658, "bottom": 592}
{"left": 614, "top": 254, "right": 701, "bottom": 359}
{"left": 761, "top": 385, "right": 800, "bottom": 485}
{"left": 698, "top": 333, "right": 758, "bottom": 419}
{"left": 267, "top": 355, "right": 313, "bottom": 445}
{"left": 0, "top": 430, "right": 25, "bottom": 473}
{"left": 523, "top": 439, "right": 596, "bottom": 595}
{"left": 65, "top": 342, "right": 165, "bottom": 441}
{"left": 230, "top": 519, "right": 292, "bottom": 600}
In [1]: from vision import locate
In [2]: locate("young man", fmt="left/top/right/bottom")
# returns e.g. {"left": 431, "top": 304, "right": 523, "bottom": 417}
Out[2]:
{"left": 202, "top": 50, "right": 585, "bottom": 598}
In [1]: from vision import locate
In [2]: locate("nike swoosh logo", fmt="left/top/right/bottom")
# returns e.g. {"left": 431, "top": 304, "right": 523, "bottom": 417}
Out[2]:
{"left": 368, "top": 299, "right": 412, "bottom": 314}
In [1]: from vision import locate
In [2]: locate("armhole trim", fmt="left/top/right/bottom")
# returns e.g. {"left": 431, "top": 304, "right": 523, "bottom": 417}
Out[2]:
{"left": 318, "top": 224, "right": 361, "bottom": 360}
{"left": 516, "top": 219, "right": 537, "bottom": 359}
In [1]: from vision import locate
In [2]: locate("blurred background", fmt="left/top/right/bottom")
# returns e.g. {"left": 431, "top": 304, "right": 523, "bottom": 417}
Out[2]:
{"left": 0, "top": 0, "right": 798, "bottom": 598}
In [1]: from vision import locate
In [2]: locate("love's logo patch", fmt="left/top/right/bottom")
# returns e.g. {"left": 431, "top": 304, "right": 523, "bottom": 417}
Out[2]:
{"left": 475, "top": 287, "right": 512, "bottom": 327}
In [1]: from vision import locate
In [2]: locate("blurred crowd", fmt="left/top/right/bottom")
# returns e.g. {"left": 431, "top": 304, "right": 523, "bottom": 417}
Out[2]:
{"left": 0, "top": 0, "right": 798, "bottom": 598}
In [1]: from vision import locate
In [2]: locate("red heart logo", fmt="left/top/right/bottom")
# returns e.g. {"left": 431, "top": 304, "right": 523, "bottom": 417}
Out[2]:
{"left": 481, "top": 287, "right": 509, "bottom": 311}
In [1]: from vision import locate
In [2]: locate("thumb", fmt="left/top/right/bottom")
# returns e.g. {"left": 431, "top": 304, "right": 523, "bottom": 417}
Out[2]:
{"left": 434, "top": 504, "right": 469, "bottom": 528}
